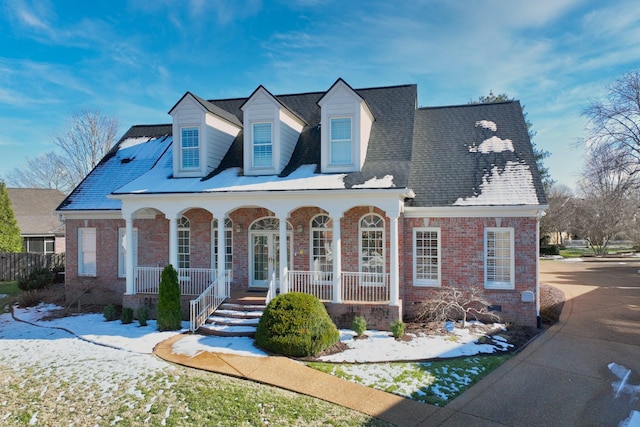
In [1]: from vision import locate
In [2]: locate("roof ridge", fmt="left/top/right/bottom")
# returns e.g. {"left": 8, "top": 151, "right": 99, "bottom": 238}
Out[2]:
{"left": 418, "top": 100, "right": 518, "bottom": 110}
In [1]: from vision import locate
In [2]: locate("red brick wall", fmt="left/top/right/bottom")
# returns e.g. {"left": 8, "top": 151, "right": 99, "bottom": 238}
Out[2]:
{"left": 401, "top": 216, "right": 538, "bottom": 325}
{"left": 65, "top": 209, "right": 539, "bottom": 326}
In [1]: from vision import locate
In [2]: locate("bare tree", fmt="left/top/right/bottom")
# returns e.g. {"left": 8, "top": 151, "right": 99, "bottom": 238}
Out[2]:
{"left": 540, "top": 183, "right": 575, "bottom": 245}
{"left": 417, "top": 285, "right": 501, "bottom": 327}
{"left": 5, "top": 110, "right": 119, "bottom": 194}
{"left": 6, "top": 152, "right": 70, "bottom": 193}
{"left": 572, "top": 144, "right": 637, "bottom": 255}
{"left": 53, "top": 110, "right": 119, "bottom": 191}
{"left": 583, "top": 70, "right": 640, "bottom": 182}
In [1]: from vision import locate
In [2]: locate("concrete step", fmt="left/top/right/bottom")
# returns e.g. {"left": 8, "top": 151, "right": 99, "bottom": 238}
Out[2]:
{"left": 219, "top": 302, "right": 266, "bottom": 312}
{"left": 198, "top": 323, "right": 257, "bottom": 337}
{"left": 206, "top": 316, "right": 260, "bottom": 326}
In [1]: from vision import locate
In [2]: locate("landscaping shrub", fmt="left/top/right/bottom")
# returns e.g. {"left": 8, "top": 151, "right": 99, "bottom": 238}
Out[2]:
{"left": 352, "top": 316, "right": 367, "bottom": 337}
{"left": 120, "top": 307, "right": 134, "bottom": 324}
{"left": 17, "top": 290, "right": 42, "bottom": 308}
{"left": 103, "top": 304, "right": 119, "bottom": 321}
{"left": 17, "top": 267, "right": 59, "bottom": 292}
{"left": 137, "top": 307, "right": 149, "bottom": 327}
{"left": 157, "top": 264, "right": 182, "bottom": 331}
{"left": 255, "top": 292, "right": 340, "bottom": 357}
{"left": 540, "top": 245, "right": 560, "bottom": 256}
{"left": 390, "top": 320, "right": 405, "bottom": 339}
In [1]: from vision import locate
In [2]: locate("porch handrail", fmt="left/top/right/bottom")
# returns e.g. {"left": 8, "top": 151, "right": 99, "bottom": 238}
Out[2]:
{"left": 134, "top": 267, "right": 218, "bottom": 296}
{"left": 287, "top": 271, "right": 389, "bottom": 302}
{"left": 288, "top": 270, "right": 333, "bottom": 301}
{"left": 189, "top": 272, "right": 231, "bottom": 332}
{"left": 341, "top": 271, "right": 390, "bottom": 302}
{"left": 265, "top": 270, "right": 277, "bottom": 305}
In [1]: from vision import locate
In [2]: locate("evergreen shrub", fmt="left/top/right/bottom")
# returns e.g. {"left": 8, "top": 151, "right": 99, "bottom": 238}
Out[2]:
{"left": 157, "top": 264, "right": 182, "bottom": 331}
{"left": 17, "top": 267, "right": 58, "bottom": 292}
{"left": 120, "top": 307, "right": 134, "bottom": 324}
{"left": 137, "top": 307, "right": 149, "bottom": 327}
{"left": 352, "top": 316, "right": 367, "bottom": 337}
{"left": 103, "top": 304, "right": 118, "bottom": 322}
{"left": 255, "top": 292, "right": 339, "bottom": 357}
{"left": 390, "top": 320, "right": 405, "bottom": 339}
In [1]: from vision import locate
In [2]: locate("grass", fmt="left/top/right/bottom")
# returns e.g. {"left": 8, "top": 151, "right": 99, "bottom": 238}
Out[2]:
{"left": 0, "top": 361, "right": 391, "bottom": 426}
{"left": 307, "top": 354, "right": 511, "bottom": 407}
{"left": 0, "top": 281, "right": 20, "bottom": 314}
{"left": 559, "top": 245, "right": 636, "bottom": 258}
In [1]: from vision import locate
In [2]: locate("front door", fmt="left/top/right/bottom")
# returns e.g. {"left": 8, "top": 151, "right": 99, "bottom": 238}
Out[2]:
{"left": 250, "top": 231, "right": 292, "bottom": 289}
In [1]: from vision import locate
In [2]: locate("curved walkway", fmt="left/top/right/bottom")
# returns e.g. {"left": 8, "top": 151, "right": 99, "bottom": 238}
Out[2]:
{"left": 154, "top": 258, "right": 640, "bottom": 426}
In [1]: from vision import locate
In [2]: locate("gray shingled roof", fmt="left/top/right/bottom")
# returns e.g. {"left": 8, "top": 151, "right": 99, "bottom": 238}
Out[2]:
{"left": 409, "top": 101, "right": 547, "bottom": 207}
{"left": 7, "top": 188, "right": 65, "bottom": 235}
{"left": 58, "top": 84, "right": 547, "bottom": 212}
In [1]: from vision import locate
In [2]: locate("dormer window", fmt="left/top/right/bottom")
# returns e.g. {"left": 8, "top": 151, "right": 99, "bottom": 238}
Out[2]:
{"left": 180, "top": 127, "right": 200, "bottom": 170}
{"left": 330, "top": 117, "right": 352, "bottom": 165}
{"left": 252, "top": 122, "right": 273, "bottom": 168}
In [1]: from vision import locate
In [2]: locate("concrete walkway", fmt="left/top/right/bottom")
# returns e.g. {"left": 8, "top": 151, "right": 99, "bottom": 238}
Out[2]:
{"left": 154, "top": 258, "right": 640, "bottom": 426}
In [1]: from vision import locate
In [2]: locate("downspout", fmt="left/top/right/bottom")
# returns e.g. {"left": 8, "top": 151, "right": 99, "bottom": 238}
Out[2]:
{"left": 536, "top": 209, "right": 543, "bottom": 329}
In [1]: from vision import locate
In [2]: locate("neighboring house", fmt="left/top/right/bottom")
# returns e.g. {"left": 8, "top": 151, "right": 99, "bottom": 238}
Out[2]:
{"left": 56, "top": 78, "right": 547, "bottom": 330}
{"left": 8, "top": 187, "right": 66, "bottom": 254}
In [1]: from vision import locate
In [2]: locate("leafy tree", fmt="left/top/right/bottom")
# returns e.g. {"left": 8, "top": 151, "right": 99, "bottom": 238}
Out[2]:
{"left": 157, "top": 264, "right": 182, "bottom": 331}
{"left": 471, "top": 91, "right": 553, "bottom": 188}
{"left": 5, "top": 110, "right": 119, "bottom": 194}
{"left": 0, "top": 182, "right": 22, "bottom": 252}
{"left": 582, "top": 70, "right": 640, "bottom": 183}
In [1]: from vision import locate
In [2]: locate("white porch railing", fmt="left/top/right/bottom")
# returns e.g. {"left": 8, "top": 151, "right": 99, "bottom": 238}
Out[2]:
{"left": 189, "top": 274, "right": 231, "bottom": 332}
{"left": 288, "top": 271, "right": 390, "bottom": 302}
{"left": 134, "top": 267, "right": 219, "bottom": 296}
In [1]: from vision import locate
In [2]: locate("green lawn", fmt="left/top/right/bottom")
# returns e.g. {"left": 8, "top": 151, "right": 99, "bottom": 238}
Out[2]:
{"left": 0, "top": 281, "right": 20, "bottom": 313}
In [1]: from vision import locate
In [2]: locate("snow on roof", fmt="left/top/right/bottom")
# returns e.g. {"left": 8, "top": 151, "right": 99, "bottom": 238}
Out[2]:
{"left": 454, "top": 161, "right": 539, "bottom": 206}
{"left": 469, "top": 135, "right": 514, "bottom": 154}
{"left": 114, "top": 151, "right": 398, "bottom": 195}
{"left": 475, "top": 120, "right": 497, "bottom": 131}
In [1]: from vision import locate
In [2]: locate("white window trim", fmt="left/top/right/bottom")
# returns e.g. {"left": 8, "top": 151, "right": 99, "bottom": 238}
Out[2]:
{"left": 118, "top": 227, "right": 138, "bottom": 278}
{"left": 178, "top": 216, "right": 190, "bottom": 270}
{"left": 484, "top": 227, "right": 515, "bottom": 290}
{"left": 309, "top": 214, "right": 333, "bottom": 282}
{"left": 180, "top": 126, "right": 200, "bottom": 171}
{"left": 329, "top": 116, "right": 353, "bottom": 166}
{"left": 358, "top": 213, "right": 385, "bottom": 281}
{"left": 212, "top": 218, "right": 233, "bottom": 277}
{"left": 78, "top": 227, "right": 96, "bottom": 277}
{"left": 251, "top": 121, "right": 274, "bottom": 169}
{"left": 413, "top": 227, "right": 441, "bottom": 287}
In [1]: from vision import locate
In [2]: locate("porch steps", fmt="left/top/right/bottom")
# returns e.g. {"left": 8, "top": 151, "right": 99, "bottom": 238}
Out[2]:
{"left": 198, "top": 299, "right": 266, "bottom": 338}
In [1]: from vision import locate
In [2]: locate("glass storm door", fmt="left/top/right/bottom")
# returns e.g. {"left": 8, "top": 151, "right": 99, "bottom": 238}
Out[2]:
{"left": 250, "top": 232, "right": 291, "bottom": 288}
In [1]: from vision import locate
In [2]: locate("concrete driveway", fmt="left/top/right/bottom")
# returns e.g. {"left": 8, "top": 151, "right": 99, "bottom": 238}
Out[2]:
{"left": 431, "top": 258, "right": 640, "bottom": 426}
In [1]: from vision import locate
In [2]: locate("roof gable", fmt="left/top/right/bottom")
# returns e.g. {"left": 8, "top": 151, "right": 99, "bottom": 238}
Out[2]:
{"left": 7, "top": 188, "right": 65, "bottom": 235}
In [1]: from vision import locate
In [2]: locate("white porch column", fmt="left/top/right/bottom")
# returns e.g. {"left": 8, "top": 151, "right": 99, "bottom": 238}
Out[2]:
{"left": 331, "top": 214, "right": 342, "bottom": 304}
{"left": 168, "top": 216, "right": 178, "bottom": 269}
{"left": 124, "top": 215, "right": 135, "bottom": 295}
{"left": 278, "top": 215, "right": 288, "bottom": 294}
{"left": 389, "top": 215, "right": 400, "bottom": 306}
{"left": 216, "top": 217, "right": 227, "bottom": 298}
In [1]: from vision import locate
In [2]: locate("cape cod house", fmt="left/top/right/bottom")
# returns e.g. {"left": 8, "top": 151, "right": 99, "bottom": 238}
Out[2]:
{"left": 56, "top": 79, "right": 547, "bottom": 331}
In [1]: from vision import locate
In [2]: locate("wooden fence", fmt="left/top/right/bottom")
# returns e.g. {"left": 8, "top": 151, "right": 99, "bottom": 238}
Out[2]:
{"left": 0, "top": 252, "right": 65, "bottom": 281}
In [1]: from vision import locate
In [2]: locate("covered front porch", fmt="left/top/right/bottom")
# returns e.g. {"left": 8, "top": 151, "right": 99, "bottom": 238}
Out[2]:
{"left": 115, "top": 189, "right": 412, "bottom": 331}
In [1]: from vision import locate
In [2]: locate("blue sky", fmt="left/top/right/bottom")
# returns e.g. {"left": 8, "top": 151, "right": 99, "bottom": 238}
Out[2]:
{"left": 1, "top": 0, "right": 639, "bottom": 191}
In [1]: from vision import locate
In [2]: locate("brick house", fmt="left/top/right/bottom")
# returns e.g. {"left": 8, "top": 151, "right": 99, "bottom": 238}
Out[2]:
{"left": 56, "top": 79, "right": 547, "bottom": 330}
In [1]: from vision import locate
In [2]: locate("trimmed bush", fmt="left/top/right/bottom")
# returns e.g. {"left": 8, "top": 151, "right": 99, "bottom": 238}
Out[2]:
{"left": 17, "top": 267, "right": 58, "bottom": 292}
{"left": 120, "top": 307, "right": 134, "bottom": 324}
{"left": 157, "top": 264, "right": 182, "bottom": 331}
{"left": 103, "top": 304, "right": 118, "bottom": 322}
{"left": 137, "top": 307, "right": 149, "bottom": 327}
{"left": 255, "top": 292, "right": 339, "bottom": 357}
{"left": 352, "top": 316, "right": 367, "bottom": 337}
{"left": 390, "top": 320, "right": 405, "bottom": 339}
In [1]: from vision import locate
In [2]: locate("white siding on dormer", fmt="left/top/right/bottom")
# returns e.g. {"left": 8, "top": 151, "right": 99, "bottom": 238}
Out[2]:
{"left": 319, "top": 80, "right": 373, "bottom": 174}
{"left": 242, "top": 87, "right": 303, "bottom": 176}
{"left": 171, "top": 94, "right": 242, "bottom": 178}
{"left": 205, "top": 113, "right": 241, "bottom": 171}
{"left": 172, "top": 97, "right": 205, "bottom": 178}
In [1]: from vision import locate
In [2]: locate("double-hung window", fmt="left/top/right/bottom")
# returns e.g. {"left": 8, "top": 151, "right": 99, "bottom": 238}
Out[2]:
{"left": 212, "top": 218, "right": 233, "bottom": 279}
{"left": 330, "top": 117, "right": 352, "bottom": 165}
{"left": 311, "top": 214, "right": 333, "bottom": 281}
{"left": 252, "top": 122, "right": 272, "bottom": 168}
{"left": 78, "top": 227, "right": 96, "bottom": 276}
{"left": 413, "top": 227, "right": 440, "bottom": 286}
{"left": 181, "top": 127, "right": 199, "bottom": 170}
{"left": 178, "top": 216, "right": 190, "bottom": 269}
{"left": 360, "top": 213, "right": 384, "bottom": 284}
{"left": 485, "top": 227, "right": 514, "bottom": 289}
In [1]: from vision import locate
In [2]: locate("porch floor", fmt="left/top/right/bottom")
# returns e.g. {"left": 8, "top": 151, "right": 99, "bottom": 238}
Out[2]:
{"left": 227, "top": 289, "right": 268, "bottom": 304}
